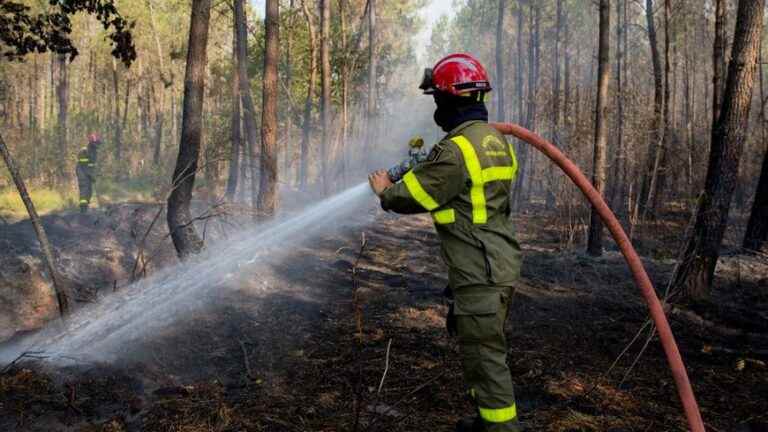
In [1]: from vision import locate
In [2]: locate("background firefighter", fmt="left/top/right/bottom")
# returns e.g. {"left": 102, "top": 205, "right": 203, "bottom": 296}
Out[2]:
{"left": 76, "top": 132, "right": 102, "bottom": 213}
{"left": 369, "top": 53, "right": 522, "bottom": 432}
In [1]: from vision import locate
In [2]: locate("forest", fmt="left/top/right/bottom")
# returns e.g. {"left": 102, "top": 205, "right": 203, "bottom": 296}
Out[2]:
{"left": 0, "top": 0, "right": 766, "bottom": 431}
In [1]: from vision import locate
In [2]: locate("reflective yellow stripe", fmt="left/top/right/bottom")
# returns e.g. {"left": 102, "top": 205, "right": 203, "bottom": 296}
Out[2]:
{"left": 482, "top": 166, "right": 515, "bottom": 182}
{"left": 78, "top": 158, "right": 90, "bottom": 163}
{"left": 402, "top": 171, "right": 438, "bottom": 211}
{"left": 432, "top": 209, "right": 455, "bottom": 224}
{"left": 479, "top": 404, "right": 518, "bottom": 423}
{"left": 79, "top": 199, "right": 89, "bottom": 204}
{"left": 451, "top": 135, "right": 487, "bottom": 224}
{"left": 508, "top": 143, "right": 519, "bottom": 179}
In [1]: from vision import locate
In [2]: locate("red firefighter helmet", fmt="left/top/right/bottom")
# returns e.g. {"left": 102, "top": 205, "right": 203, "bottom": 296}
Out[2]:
{"left": 419, "top": 53, "right": 492, "bottom": 96}
{"left": 88, "top": 132, "right": 102, "bottom": 144}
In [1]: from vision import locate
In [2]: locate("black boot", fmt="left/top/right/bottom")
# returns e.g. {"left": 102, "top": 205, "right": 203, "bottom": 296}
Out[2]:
{"left": 455, "top": 416, "right": 483, "bottom": 432}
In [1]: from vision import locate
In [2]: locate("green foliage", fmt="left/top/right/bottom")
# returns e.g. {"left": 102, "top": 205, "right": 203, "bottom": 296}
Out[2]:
{"left": 0, "top": 0, "right": 136, "bottom": 65}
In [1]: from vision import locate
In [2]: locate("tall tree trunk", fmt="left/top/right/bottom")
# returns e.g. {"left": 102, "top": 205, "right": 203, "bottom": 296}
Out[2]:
{"left": 152, "top": 82, "right": 164, "bottom": 165}
{"left": 148, "top": 0, "right": 167, "bottom": 166}
{"left": 56, "top": 54, "right": 69, "bottom": 183}
{"left": 515, "top": 4, "right": 525, "bottom": 125}
{"left": 283, "top": 0, "right": 295, "bottom": 183}
{"left": 119, "top": 79, "right": 131, "bottom": 176}
{"left": 552, "top": 0, "right": 562, "bottom": 133}
{"left": 299, "top": 0, "right": 318, "bottom": 190}
{"left": 587, "top": 0, "right": 611, "bottom": 257}
{"left": 166, "top": 0, "right": 211, "bottom": 260}
{"left": 610, "top": 0, "right": 626, "bottom": 211}
{"left": 226, "top": 19, "right": 241, "bottom": 201}
{"left": 0, "top": 132, "right": 69, "bottom": 316}
{"left": 259, "top": 0, "right": 280, "bottom": 215}
{"left": 495, "top": 0, "right": 506, "bottom": 122}
{"left": 339, "top": 0, "right": 349, "bottom": 187}
{"left": 672, "top": 0, "right": 765, "bottom": 301}
{"left": 112, "top": 59, "right": 122, "bottom": 162}
{"left": 645, "top": 0, "right": 672, "bottom": 217}
{"left": 365, "top": 0, "right": 377, "bottom": 172}
{"left": 713, "top": 0, "right": 727, "bottom": 126}
{"left": 235, "top": 0, "right": 260, "bottom": 208}
{"left": 320, "top": 0, "right": 331, "bottom": 194}
{"left": 563, "top": 6, "right": 571, "bottom": 131}
{"left": 638, "top": 0, "right": 664, "bottom": 218}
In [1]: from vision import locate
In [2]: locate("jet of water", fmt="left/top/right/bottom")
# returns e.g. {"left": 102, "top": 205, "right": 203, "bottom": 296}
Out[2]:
{"left": 0, "top": 183, "right": 373, "bottom": 365}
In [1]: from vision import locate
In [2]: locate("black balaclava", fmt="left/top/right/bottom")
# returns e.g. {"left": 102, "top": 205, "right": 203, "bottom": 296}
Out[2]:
{"left": 433, "top": 91, "right": 489, "bottom": 132}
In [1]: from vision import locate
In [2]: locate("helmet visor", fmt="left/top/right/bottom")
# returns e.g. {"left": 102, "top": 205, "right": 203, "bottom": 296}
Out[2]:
{"left": 419, "top": 68, "right": 435, "bottom": 94}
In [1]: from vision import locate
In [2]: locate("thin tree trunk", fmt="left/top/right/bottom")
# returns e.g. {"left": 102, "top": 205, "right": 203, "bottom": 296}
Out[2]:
{"left": 495, "top": 0, "right": 506, "bottom": 122}
{"left": 0, "top": 132, "right": 69, "bottom": 316}
{"left": 112, "top": 59, "right": 121, "bottom": 161}
{"left": 320, "top": 0, "right": 331, "bottom": 194}
{"left": 166, "top": 0, "right": 211, "bottom": 260}
{"left": 365, "top": 0, "right": 377, "bottom": 172}
{"left": 56, "top": 54, "right": 69, "bottom": 183}
{"left": 259, "top": 0, "right": 280, "bottom": 216}
{"left": 672, "top": 0, "right": 765, "bottom": 300}
{"left": 713, "top": 0, "right": 727, "bottom": 126}
{"left": 299, "top": 0, "right": 318, "bottom": 190}
{"left": 645, "top": 0, "right": 672, "bottom": 217}
{"left": 609, "top": 0, "right": 625, "bottom": 210}
{"left": 516, "top": 4, "right": 525, "bottom": 125}
{"left": 226, "top": 18, "right": 241, "bottom": 201}
{"left": 235, "top": 0, "right": 260, "bottom": 208}
{"left": 339, "top": 0, "right": 349, "bottom": 187}
{"left": 587, "top": 0, "right": 611, "bottom": 257}
{"left": 563, "top": 6, "right": 571, "bottom": 130}
{"left": 638, "top": 0, "right": 664, "bottom": 218}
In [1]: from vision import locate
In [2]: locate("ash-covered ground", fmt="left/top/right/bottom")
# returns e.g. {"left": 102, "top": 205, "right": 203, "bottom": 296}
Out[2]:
{"left": 0, "top": 199, "right": 766, "bottom": 432}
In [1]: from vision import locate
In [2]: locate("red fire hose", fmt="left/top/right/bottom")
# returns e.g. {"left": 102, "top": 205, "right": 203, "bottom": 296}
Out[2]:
{"left": 490, "top": 122, "right": 706, "bottom": 432}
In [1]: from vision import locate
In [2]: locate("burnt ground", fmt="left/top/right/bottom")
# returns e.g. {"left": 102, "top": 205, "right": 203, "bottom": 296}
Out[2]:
{"left": 1, "top": 206, "right": 767, "bottom": 432}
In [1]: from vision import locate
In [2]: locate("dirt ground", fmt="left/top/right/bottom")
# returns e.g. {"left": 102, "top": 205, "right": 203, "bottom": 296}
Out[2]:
{"left": 0, "top": 203, "right": 767, "bottom": 432}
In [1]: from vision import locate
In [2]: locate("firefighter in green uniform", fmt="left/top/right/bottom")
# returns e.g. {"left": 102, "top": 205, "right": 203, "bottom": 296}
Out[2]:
{"left": 76, "top": 132, "right": 102, "bottom": 213}
{"left": 368, "top": 54, "right": 522, "bottom": 432}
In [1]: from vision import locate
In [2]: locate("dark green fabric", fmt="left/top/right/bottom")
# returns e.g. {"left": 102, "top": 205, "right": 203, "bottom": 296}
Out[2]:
{"left": 456, "top": 286, "right": 520, "bottom": 432}
{"left": 380, "top": 120, "right": 522, "bottom": 289}
{"left": 76, "top": 143, "right": 98, "bottom": 207}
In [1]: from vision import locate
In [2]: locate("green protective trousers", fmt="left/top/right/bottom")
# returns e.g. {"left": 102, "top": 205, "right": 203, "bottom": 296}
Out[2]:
{"left": 76, "top": 166, "right": 93, "bottom": 209}
{"left": 454, "top": 286, "right": 521, "bottom": 432}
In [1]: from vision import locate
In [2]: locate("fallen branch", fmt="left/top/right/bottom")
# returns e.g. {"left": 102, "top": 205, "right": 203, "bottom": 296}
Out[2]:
{"left": 0, "top": 351, "right": 48, "bottom": 374}
{"left": 376, "top": 339, "right": 392, "bottom": 395}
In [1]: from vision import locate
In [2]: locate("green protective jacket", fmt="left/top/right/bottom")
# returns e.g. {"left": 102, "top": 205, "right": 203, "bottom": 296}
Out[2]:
{"left": 76, "top": 143, "right": 98, "bottom": 179}
{"left": 380, "top": 120, "right": 522, "bottom": 289}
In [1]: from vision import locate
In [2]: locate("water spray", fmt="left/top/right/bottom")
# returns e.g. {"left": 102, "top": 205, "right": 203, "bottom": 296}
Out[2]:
{"left": 490, "top": 122, "right": 706, "bottom": 432}
{"left": 0, "top": 183, "right": 373, "bottom": 364}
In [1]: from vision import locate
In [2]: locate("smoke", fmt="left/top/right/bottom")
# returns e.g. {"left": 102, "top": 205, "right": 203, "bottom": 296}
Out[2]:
{"left": 0, "top": 183, "right": 374, "bottom": 365}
